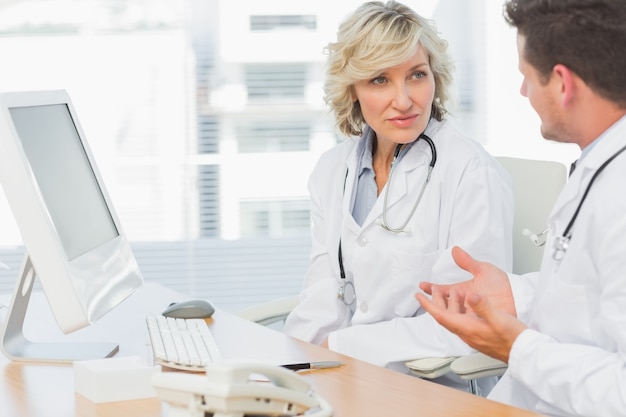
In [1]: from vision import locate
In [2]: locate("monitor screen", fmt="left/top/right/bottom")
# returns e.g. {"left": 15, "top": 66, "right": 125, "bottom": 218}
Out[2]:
{"left": 9, "top": 104, "right": 118, "bottom": 261}
{"left": 0, "top": 90, "right": 143, "bottom": 363}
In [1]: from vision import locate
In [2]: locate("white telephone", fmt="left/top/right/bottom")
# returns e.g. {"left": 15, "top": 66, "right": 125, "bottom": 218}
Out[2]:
{"left": 151, "top": 362, "right": 333, "bottom": 417}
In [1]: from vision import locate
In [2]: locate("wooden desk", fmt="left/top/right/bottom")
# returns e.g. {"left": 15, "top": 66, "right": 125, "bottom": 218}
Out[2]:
{"left": 0, "top": 283, "right": 542, "bottom": 417}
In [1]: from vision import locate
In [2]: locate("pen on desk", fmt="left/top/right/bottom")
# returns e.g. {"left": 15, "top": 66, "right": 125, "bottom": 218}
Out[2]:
{"left": 281, "top": 361, "right": 344, "bottom": 371}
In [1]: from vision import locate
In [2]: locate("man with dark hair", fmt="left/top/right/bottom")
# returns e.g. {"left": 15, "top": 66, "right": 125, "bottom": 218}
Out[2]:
{"left": 415, "top": 1, "right": 626, "bottom": 416}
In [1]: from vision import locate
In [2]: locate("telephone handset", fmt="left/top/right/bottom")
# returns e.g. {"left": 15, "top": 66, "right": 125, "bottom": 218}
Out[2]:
{"left": 151, "top": 362, "right": 333, "bottom": 417}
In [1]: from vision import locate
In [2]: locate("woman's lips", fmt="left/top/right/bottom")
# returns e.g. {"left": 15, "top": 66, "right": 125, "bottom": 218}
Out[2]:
{"left": 388, "top": 114, "right": 418, "bottom": 128}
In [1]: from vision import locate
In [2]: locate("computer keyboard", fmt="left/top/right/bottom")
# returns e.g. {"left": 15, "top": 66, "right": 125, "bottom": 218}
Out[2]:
{"left": 146, "top": 314, "right": 223, "bottom": 371}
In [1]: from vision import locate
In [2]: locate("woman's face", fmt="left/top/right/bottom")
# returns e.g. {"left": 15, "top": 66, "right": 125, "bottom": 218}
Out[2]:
{"left": 352, "top": 45, "right": 435, "bottom": 147}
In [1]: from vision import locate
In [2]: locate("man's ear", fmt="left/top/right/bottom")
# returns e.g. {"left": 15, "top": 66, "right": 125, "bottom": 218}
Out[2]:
{"left": 553, "top": 64, "right": 576, "bottom": 107}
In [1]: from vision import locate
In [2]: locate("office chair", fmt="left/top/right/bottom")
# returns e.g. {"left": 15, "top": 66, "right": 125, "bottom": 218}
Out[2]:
{"left": 405, "top": 156, "right": 567, "bottom": 394}
{"left": 236, "top": 295, "right": 299, "bottom": 328}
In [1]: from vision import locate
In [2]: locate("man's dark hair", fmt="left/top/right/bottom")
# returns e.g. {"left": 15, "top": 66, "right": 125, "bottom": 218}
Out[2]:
{"left": 504, "top": 0, "right": 626, "bottom": 107}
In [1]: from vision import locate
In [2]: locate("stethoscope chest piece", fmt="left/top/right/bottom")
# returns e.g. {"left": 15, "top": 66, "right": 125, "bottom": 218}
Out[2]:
{"left": 337, "top": 279, "right": 355, "bottom": 306}
{"left": 551, "top": 235, "right": 570, "bottom": 261}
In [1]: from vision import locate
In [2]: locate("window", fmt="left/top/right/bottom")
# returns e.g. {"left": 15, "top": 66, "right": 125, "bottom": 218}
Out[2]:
{"left": 0, "top": 0, "right": 579, "bottom": 311}
{"left": 246, "top": 64, "right": 306, "bottom": 101}
{"left": 237, "top": 120, "right": 310, "bottom": 153}
{"left": 198, "top": 115, "right": 219, "bottom": 154}
{"left": 250, "top": 15, "right": 317, "bottom": 31}
{"left": 240, "top": 200, "right": 310, "bottom": 238}
{"left": 198, "top": 165, "right": 221, "bottom": 237}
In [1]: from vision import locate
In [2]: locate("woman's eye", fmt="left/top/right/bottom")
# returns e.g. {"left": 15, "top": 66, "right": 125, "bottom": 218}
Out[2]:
{"left": 412, "top": 71, "right": 427, "bottom": 79}
{"left": 370, "top": 76, "right": 387, "bottom": 85}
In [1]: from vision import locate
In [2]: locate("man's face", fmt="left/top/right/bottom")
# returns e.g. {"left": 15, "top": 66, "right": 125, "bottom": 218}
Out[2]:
{"left": 517, "top": 34, "right": 568, "bottom": 143}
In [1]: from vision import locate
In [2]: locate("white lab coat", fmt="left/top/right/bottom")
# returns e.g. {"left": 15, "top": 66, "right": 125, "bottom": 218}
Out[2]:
{"left": 284, "top": 119, "right": 514, "bottom": 385}
{"left": 489, "top": 116, "right": 626, "bottom": 416}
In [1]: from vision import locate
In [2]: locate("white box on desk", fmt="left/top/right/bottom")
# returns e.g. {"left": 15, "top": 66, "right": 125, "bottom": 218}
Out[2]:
{"left": 74, "top": 356, "right": 161, "bottom": 403}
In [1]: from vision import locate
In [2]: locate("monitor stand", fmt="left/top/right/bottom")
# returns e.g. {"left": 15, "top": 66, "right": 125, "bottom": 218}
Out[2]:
{"left": 0, "top": 254, "right": 119, "bottom": 363}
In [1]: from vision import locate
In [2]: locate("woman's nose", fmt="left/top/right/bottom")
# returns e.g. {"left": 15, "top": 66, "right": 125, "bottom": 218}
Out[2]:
{"left": 391, "top": 83, "right": 412, "bottom": 110}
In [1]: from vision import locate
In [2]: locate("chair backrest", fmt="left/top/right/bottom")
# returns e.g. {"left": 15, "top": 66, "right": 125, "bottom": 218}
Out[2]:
{"left": 496, "top": 156, "right": 567, "bottom": 274}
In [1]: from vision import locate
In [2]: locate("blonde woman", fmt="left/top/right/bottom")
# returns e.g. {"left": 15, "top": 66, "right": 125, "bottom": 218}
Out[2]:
{"left": 284, "top": 1, "right": 513, "bottom": 392}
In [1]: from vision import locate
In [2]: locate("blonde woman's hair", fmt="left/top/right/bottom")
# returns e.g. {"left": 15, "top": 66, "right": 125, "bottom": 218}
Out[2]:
{"left": 324, "top": 1, "right": 455, "bottom": 137}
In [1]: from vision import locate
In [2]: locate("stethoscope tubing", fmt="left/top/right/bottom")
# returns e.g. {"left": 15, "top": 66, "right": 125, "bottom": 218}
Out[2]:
{"left": 561, "top": 144, "right": 626, "bottom": 240}
{"left": 380, "top": 134, "right": 436, "bottom": 232}
{"left": 553, "top": 143, "right": 626, "bottom": 260}
{"left": 337, "top": 133, "right": 437, "bottom": 305}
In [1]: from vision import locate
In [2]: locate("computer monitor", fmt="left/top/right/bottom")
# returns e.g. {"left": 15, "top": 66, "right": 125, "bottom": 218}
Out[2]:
{"left": 0, "top": 89, "right": 143, "bottom": 363}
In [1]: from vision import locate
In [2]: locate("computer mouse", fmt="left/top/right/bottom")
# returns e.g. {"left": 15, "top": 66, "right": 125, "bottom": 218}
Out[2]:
{"left": 162, "top": 299, "right": 215, "bottom": 319}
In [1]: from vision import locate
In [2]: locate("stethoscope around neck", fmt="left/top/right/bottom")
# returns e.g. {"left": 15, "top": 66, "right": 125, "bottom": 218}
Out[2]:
{"left": 550, "top": 144, "right": 626, "bottom": 261}
{"left": 337, "top": 133, "right": 437, "bottom": 306}
{"left": 381, "top": 134, "right": 437, "bottom": 232}
{"left": 522, "top": 144, "right": 626, "bottom": 260}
